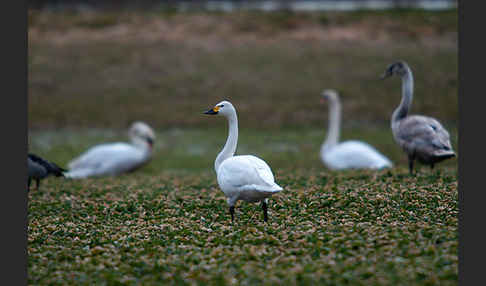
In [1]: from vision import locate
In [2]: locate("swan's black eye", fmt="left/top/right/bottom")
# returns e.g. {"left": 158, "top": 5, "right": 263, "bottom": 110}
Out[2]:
{"left": 220, "top": 105, "right": 224, "bottom": 107}
{"left": 430, "top": 125, "right": 437, "bottom": 131}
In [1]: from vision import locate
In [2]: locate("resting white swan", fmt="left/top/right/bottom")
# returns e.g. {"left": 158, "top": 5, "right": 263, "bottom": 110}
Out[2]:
{"left": 65, "top": 121, "right": 155, "bottom": 179}
{"left": 381, "top": 61, "right": 455, "bottom": 174}
{"left": 204, "top": 101, "right": 283, "bottom": 222}
{"left": 320, "top": 89, "right": 393, "bottom": 170}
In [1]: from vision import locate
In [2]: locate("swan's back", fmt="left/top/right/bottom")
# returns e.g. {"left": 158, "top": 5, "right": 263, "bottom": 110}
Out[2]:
{"left": 66, "top": 142, "right": 148, "bottom": 178}
{"left": 393, "top": 115, "right": 454, "bottom": 159}
{"left": 217, "top": 155, "right": 283, "bottom": 196}
{"left": 321, "top": 140, "right": 393, "bottom": 170}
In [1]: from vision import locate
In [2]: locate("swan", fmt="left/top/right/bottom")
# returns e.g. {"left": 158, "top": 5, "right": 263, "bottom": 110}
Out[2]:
{"left": 204, "top": 100, "right": 283, "bottom": 222}
{"left": 28, "top": 153, "right": 66, "bottom": 191}
{"left": 381, "top": 60, "right": 455, "bottom": 174}
{"left": 65, "top": 121, "right": 155, "bottom": 179}
{"left": 319, "top": 89, "right": 393, "bottom": 170}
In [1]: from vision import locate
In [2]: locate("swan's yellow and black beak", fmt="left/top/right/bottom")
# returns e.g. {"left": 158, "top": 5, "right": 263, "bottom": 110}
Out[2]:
{"left": 380, "top": 67, "right": 393, "bottom": 80}
{"left": 204, "top": 106, "right": 220, "bottom": 115}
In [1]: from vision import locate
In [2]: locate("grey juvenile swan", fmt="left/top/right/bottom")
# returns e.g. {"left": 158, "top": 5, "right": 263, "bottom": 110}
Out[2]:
{"left": 381, "top": 61, "right": 455, "bottom": 174}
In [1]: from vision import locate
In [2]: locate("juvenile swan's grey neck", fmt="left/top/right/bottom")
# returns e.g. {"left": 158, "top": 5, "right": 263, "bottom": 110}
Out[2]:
{"left": 215, "top": 110, "right": 238, "bottom": 172}
{"left": 322, "top": 95, "right": 341, "bottom": 153}
{"left": 392, "top": 67, "right": 414, "bottom": 125}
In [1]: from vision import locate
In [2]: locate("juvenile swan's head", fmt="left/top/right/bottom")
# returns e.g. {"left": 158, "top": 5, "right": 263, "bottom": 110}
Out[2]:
{"left": 129, "top": 121, "right": 156, "bottom": 148}
{"left": 204, "top": 100, "right": 236, "bottom": 118}
{"left": 381, "top": 60, "right": 410, "bottom": 79}
{"left": 320, "top": 89, "right": 339, "bottom": 103}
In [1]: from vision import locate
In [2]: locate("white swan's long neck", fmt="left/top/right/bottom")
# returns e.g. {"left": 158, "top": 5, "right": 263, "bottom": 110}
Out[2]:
{"left": 321, "top": 97, "right": 341, "bottom": 153}
{"left": 392, "top": 68, "right": 414, "bottom": 125}
{"left": 131, "top": 138, "right": 153, "bottom": 157}
{"left": 215, "top": 111, "right": 238, "bottom": 172}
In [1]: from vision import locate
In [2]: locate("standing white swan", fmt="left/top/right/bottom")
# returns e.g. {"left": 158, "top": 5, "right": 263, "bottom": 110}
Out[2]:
{"left": 65, "top": 121, "right": 156, "bottom": 179}
{"left": 320, "top": 89, "right": 393, "bottom": 170}
{"left": 204, "top": 101, "right": 283, "bottom": 222}
{"left": 381, "top": 60, "right": 455, "bottom": 174}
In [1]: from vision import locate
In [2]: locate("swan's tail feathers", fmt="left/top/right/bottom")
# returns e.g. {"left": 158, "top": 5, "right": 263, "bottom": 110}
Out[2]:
{"left": 271, "top": 184, "right": 283, "bottom": 192}
{"left": 383, "top": 161, "right": 394, "bottom": 169}
{"left": 434, "top": 149, "right": 456, "bottom": 158}
{"left": 243, "top": 184, "right": 283, "bottom": 194}
{"left": 437, "top": 152, "right": 456, "bottom": 160}
{"left": 64, "top": 169, "right": 92, "bottom": 179}
{"left": 432, "top": 150, "right": 456, "bottom": 163}
{"left": 377, "top": 164, "right": 393, "bottom": 170}
{"left": 260, "top": 184, "right": 283, "bottom": 193}
{"left": 67, "top": 159, "right": 82, "bottom": 171}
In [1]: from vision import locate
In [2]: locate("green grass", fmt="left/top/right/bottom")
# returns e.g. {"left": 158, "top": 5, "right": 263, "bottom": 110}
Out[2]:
{"left": 28, "top": 126, "right": 458, "bottom": 173}
{"left": 28, "top": 128, "right": 457, "bottom": 285}
{"left": 28, "top": 9, "right": 458, "bottom": 285}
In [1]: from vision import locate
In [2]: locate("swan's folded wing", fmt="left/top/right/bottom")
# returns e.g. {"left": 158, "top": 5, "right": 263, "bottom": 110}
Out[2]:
{"left": 325, "top": 141, "right": 392, "bottom": 169}
{"left": 68, "top": 143, "right": 146, "bottom": 175}
{"left": 397, "top": 116, "right": 453, "bottom": 152}
{"left": 243, "top": 155, "right": 277, "bottom": 187}
{"left": 68, "top": 143, "right": 133, "bottom": 169}
{"left": 218, "top": 155, "right": 281, "bottom": 192}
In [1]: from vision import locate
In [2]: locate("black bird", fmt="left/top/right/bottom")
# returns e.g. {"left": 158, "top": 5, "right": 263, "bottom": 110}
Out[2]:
{"left": 28, "top": 153, "right": 66, "bottom": 191}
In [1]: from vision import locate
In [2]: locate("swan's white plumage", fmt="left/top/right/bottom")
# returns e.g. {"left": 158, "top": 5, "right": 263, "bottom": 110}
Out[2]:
{"left": 321, "top": 141, "right": 393, "bottom": 170}
{"left": 217, "top": 155, "right": 282, "bottom": 205}
{"left": 205, "top": 100, "right": 282, "bottom": 215}
{"left": 66, "top": 143, "right": 148, "bottom": 178}
{"left": 319, "top": 89, "right": 393, "bottom": 170}
{"left": 65, "top": 122, "right": 155, "bottom": 179}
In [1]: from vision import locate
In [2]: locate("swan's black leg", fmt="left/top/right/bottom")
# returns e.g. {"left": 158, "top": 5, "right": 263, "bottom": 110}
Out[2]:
{"left": 262, "top": 200, "right": 268, "bottom": 222}
{"left": 36, "top": 179, "right": 40, "bottom": 190}
{"left": 408, "top": 154, "right": 415, "bottom": 176}
{"left": 229, "top": 206, "right": 235, "bottom": 222}
{"left": 430, "top": 163, "right": 435, "bottom": 170}
{"left": 28, "top": 178, "right": 31, "bottom": 192}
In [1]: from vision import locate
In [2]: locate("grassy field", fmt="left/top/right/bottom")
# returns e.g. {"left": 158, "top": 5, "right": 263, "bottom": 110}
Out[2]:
{"left": 28, "top": 127, "right": 458, "bottom": 285}
{"left": 28, "top": 8, "right": 458, "bottom": 285}
{"left": 28, "top": 161, "right": 457, "bottom": 285}
{"left": 28, "top": 9, "right": 457, "bottom": 130}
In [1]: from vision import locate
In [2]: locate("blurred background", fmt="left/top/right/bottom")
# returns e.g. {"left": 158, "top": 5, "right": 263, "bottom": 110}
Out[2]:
{"left": 28, "top": 0, "right": 458, "bottom": 173}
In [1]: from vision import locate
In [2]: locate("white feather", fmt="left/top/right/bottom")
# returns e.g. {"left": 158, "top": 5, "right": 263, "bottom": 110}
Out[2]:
{"left": 65, "top": 122, "right": 155, "bottom": 179}
{"left": 320, "top": 89, "right": 393, "bottom": 170}
{"left": 217, "top": 155, "right": 283, "bottom": 205}
{"left": 205, "top": 101, "right": 282, "bottom": 208}
{"left": 321, "top": 141, "right": 393, "bottom": 170}
{"left": 65, "top": 143, "right": 148, "bottom": 178}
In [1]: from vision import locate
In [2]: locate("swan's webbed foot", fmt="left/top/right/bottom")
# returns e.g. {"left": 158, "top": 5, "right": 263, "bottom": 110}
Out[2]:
{"left": 229, "top": 206, "right": 235, "bottom": 222}
{"left": 262, "top": 200, "right": 268, "bottom": 222}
